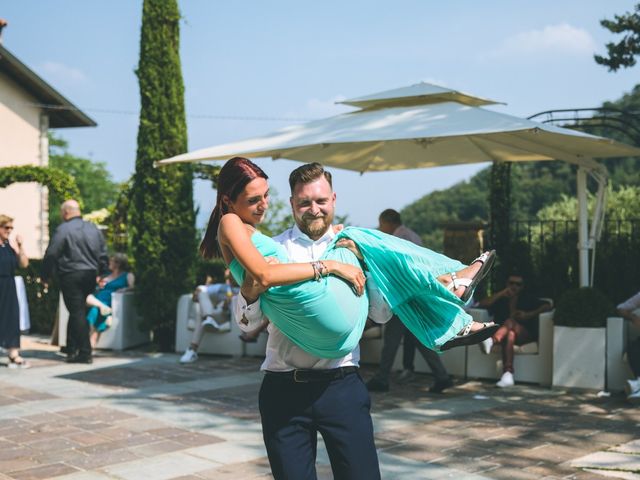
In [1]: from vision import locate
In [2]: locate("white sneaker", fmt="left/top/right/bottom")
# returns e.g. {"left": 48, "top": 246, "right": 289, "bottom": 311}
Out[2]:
{"left": 202, "top": 316, "right": 221, "bottom": 331}
{"left": 480, "top": 337, "right": 494, "bottom": 355}
{"left": 179, "top": 348, "right": 198, "bottom": 363}
{"left": 215, "top": 322, "right": 231, "bottom": 333}
{"left": 628, "top": 390, "right": 640, "bottom": 404}
{"left": 625, "top": 378, "right": 640, "bottom": 396}
{"left": 496, "top": 371, "right": 514, "bottom": 388}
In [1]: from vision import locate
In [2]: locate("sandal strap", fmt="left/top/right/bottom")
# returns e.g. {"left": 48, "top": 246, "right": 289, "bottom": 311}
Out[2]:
{"left": 472, "top": 251, "right": 491, "bottom": 265}
{"left": 447, "top": 272, "right": 459, "bottom": 290}
{"left": 447, "top": 272, "right": 473, "bottom": 291}
{"left": 460, "top": 323, "right": 473, "bottom": 336}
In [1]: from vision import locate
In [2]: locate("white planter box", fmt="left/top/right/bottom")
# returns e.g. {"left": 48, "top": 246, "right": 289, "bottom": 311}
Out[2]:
{"left": 552, "top": 326, "right": 605, "bottom": 390}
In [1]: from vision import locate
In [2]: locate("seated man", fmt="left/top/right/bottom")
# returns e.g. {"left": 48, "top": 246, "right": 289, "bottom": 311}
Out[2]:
{"left": 477, "top": 272, "right": 552, "bottom": 387}
{"left": 616, "top": 291, "right": 640, "bottom": 403}
{"left": 180, "top": 269, "right": 239, "bottom": 363}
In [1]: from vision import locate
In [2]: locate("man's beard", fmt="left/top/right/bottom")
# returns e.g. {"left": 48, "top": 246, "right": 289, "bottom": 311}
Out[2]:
{"left": 298, "top": 212, "right": 333, "bottom": 239}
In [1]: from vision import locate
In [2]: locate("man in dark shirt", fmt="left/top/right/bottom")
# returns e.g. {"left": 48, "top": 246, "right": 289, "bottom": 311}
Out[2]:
{"left": 43, "top": 200, "right": 108, "bottom": 363}
{"left": 477, "top": 273, "right": 551, "bottom": 387}
{"left": 366, "top": 209, "right": 453, "bottom": 394}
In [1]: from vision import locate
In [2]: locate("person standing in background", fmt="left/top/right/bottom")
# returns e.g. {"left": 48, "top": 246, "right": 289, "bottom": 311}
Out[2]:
{"left": 43, "top": 200, "right": 108, "bottom": 364}
{"left": 366, "top": 209, "right": 453, "bottom": 394}
{"left": 0, "top": 214, "right": 29, "bottom": 367}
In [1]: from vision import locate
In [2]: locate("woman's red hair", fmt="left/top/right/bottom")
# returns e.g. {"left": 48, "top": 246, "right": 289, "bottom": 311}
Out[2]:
{"left": 199, "top": 157, "right": 268, "bottom": 259}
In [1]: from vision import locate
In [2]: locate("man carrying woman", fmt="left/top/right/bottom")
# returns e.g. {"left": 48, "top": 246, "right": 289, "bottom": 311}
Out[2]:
{"left": 199, "top": 158, "right": 496, "bottom": 479}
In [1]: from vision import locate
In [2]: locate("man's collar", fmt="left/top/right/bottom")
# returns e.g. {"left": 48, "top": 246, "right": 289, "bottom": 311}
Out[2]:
{"left": 290, "top": 223, "right": 335, "bottom": 244}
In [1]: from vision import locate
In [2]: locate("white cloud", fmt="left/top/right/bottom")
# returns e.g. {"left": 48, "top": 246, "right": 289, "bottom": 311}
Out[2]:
{"left": 482, "top": 23, "right": 597, "bottom": 60}
{"left": 40, "top": 61, "right": 88, "bottom": 84}
{"left": 283, "top": 95, "right": 350, "bottom": 121}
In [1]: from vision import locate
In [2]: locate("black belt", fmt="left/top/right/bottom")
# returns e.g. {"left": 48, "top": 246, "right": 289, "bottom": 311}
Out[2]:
{"left": 264, "top": 366, "right": 358, "bottom": 383}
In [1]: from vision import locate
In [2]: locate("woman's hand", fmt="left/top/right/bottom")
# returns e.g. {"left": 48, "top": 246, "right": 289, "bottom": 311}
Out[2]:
{"left": 335, "top": 238, "right": 363, "bottom": 260}
{"left": 241, "top": 256, "right": 280, "bottom": 303}
{"left": 324, "top": 260, "right": 366, "bottom": 296}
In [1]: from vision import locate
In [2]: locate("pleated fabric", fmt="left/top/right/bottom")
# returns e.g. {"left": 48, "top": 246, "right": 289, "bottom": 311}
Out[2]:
{"left": 332, "top": 227, "right": 471, "bottom": 351}
{"left": 229, "top": 228, "right": 472, "bottom": 359}
{"left": 229, "top": 231, "right": 369, "bottom": 359}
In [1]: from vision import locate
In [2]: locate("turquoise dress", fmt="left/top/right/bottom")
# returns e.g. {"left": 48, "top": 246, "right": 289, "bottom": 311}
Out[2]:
{"left": 86, "top": 272, "right": 129, "bottom": 332}
{"left": 229, "top": 227, "right": 471, "bottom": 359}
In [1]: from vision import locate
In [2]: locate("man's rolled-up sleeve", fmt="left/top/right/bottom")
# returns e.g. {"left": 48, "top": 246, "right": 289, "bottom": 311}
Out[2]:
{"left": 234, "top": 293, "right": 266, "bottom": 331}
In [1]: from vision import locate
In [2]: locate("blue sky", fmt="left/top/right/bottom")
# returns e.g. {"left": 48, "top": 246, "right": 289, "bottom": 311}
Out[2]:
{"left": 2, "top": 1, "right": 639, "bottom": 227}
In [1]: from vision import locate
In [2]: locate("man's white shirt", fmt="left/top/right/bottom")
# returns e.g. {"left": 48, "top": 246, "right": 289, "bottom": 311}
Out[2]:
{"left": 234, "top": 224, "right": 391, "bottom": 371}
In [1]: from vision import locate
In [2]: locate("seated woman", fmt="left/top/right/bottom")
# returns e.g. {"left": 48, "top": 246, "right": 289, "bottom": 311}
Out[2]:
{"left": 201, "top": 157, "right": 497, "bottom": 359}
{"left": 86, "top": 253, "right": 134, "bottom": 347}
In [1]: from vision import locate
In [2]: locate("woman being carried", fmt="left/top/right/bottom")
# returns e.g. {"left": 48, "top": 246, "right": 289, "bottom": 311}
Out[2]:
{"left": 202, "top": 157, "right": 497, "bottom": 359}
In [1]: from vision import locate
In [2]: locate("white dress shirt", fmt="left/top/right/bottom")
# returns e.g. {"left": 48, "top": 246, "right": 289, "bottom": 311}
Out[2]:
{"left": 234, "top": 224, "right": 391, "bottom": 371}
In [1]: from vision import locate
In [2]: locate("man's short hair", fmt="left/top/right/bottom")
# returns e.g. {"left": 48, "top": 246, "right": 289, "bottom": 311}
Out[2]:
{"left": 379, "top": 208, "right": 402, "bottom": 226}
{"left": 288, "top": 163, "right": 333, "bottom": 192}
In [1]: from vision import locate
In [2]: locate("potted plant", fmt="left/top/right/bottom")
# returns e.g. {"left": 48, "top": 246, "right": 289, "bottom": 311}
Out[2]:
{"left": 552, "top": 287, "right": 613, "bottom": 389}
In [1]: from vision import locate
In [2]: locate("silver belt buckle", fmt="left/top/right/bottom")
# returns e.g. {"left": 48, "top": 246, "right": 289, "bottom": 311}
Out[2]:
{"left": 293, "top": 369, "right": 309, "bottom": 383}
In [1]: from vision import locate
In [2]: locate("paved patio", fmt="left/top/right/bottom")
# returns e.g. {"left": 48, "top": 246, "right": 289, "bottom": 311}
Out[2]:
{"left": 0, "top": 335, "right": 638, "bottom": 480}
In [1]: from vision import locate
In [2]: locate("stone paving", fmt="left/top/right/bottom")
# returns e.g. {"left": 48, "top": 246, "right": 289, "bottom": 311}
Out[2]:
{"left": 0, "top": 335, "right": 638, "bottom": 479}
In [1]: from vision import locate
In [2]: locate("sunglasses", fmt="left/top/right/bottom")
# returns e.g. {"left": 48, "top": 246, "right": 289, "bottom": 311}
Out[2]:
{"left": 508, "top": 280, "right": 523, "bottom": 287}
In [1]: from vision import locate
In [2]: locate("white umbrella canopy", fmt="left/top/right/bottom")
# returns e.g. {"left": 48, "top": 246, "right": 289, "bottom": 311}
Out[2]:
{"left": 158, "top": 82, "right": 640, "bottom": 286}
{"left": 157, "top": 82, "right": 640, "bottom": 170}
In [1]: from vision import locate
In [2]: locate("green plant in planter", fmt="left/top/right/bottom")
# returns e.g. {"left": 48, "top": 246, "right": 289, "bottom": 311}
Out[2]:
{"left": 554, "top": 287, "right": 613, "bottom": 328}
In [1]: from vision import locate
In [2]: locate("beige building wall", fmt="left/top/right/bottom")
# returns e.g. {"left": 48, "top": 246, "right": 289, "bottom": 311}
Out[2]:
{"left": 0, "top": 70, "right": 49, "bottom": 259}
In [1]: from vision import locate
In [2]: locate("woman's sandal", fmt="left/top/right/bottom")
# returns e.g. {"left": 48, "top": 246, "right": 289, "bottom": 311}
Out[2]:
{"left": 8, "top": 355, "right": 30, "bottom": 369}
{"left": 440, "top": 322, "right": 499, "bottom": 351}
{"left": 447, "top": 250, "right": 496, "bottom": 303}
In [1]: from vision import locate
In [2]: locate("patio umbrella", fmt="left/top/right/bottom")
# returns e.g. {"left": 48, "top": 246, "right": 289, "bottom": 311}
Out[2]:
{"left": 157, "top": 83, "right": 640, "bottom": 286}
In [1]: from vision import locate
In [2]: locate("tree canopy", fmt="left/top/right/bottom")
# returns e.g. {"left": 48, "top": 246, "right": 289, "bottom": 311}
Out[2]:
{"left": 48, "top": 134, "right": 119, "bottom": 232}
{"left": 595, "top": 3, "right": 640, "bottom": 71}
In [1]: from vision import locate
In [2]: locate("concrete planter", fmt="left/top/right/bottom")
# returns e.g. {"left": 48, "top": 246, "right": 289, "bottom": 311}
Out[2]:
{"left": 552, "top": 326, "right": 605, "bottom": 390}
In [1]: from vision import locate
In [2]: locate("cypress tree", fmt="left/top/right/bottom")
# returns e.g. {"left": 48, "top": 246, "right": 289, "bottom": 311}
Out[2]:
{"left": 130, "top": 0, "right": 195, "bottom": 350}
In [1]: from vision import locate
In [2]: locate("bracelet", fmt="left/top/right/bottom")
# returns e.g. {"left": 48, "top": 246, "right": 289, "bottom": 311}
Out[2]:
{"left": 310, "top": 261, "right": 328, "bottom": 282}
{"left": 311, "top": 261, "right": 321, "bottom": 281}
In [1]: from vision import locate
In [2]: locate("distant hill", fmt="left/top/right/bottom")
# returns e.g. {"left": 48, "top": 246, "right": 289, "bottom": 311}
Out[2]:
{"left": 401, "top": 86, "right": 640, "bottom": 249}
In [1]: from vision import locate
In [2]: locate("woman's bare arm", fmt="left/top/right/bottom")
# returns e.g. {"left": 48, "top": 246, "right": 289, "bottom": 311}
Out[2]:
{"left": 218, "top": 214, "right": 365, "bottom": 293}
{"left": 11, "top": 235, "right": 28, "bottom": 268}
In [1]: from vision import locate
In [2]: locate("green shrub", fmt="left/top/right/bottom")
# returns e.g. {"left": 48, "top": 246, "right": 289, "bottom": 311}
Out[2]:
{"left": 16, "top": 259, "right": 59, "bottom": 335}
{"left": 554, "top": 287, "right": 613, "bottom": 328}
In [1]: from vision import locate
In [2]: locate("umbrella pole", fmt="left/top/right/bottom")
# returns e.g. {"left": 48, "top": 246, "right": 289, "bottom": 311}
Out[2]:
{"left": 577, "top": 167, "right": 589, "bottom": 287}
